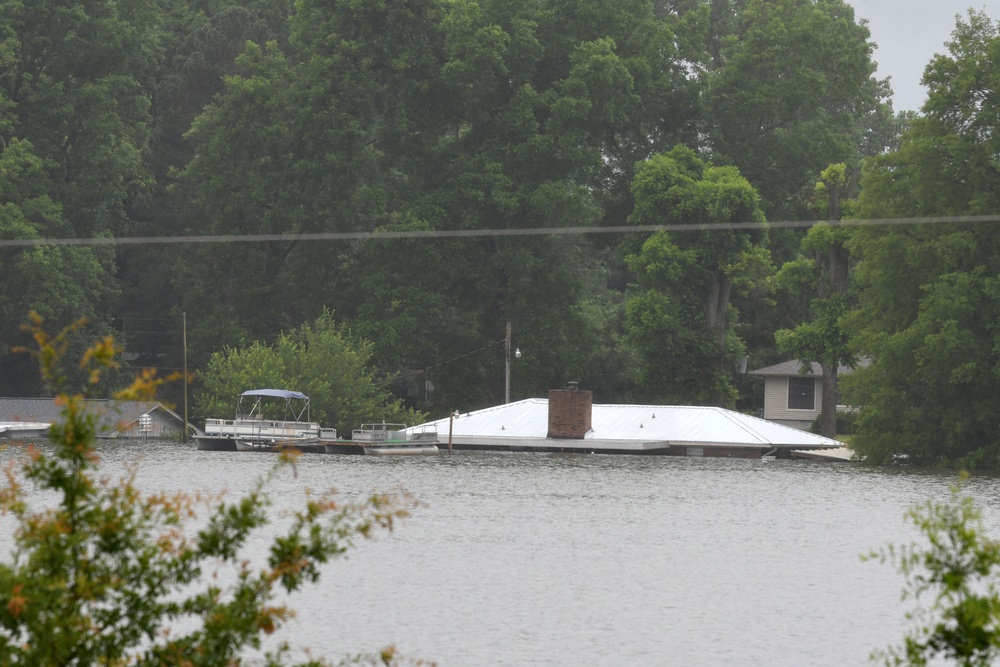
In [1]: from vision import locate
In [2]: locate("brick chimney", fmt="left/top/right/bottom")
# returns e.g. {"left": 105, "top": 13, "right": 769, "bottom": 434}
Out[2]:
{"left": 547, "top": 383, "right": 592, "bottom": 439}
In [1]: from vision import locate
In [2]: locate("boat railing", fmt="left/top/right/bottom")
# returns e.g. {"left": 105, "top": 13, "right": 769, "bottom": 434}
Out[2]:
{"left": 409, "top": 424, "right": 440, "bottom": 441}
{"left": 204, "top": 417, "right": 320, "bottom": 439}
{"left": 352, "top": 422, "right": 407, "bottom": 442}
{"left": 351, "top": 422, "right": 439, "bottom": 443}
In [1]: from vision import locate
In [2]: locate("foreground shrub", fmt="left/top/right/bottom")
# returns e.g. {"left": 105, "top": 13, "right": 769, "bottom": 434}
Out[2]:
{"left": 0, "top": 315, "right": 417, "bottom": 665}
{"left": 868, "top": 477, "right": 1000, "bottom": 665}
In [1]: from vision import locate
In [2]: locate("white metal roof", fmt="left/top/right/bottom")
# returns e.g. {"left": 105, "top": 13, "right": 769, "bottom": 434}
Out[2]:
{"left": 416, "top": 398, "right": 841, "bottom": 449}
{"left": 0, "top": 422, "right": 51, "bottom": 430}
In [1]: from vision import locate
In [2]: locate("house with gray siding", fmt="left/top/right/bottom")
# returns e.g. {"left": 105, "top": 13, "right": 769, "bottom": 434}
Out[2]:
{"left": 750, "top": 361, "right": 856, "bottom": 431}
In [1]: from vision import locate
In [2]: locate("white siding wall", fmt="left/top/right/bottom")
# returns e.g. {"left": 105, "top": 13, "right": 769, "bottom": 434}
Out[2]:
{"left": 113, "top": 412, "right": 182, "bottom": 439}
{"left": 762, "top": 376, "right": 821, "bottom": 428}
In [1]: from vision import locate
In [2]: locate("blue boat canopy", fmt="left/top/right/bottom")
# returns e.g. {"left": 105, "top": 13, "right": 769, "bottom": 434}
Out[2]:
{"left": 240, "top": 389, "right": 309, "bottom": 401}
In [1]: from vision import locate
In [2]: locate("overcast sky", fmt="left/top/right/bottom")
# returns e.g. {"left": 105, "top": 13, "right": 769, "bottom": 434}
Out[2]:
{"left": 846, "top": 1, "right": 1000, "bottom": 112}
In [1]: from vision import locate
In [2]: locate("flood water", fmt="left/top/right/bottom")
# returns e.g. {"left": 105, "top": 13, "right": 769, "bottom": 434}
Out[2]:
{"left": 3, "top": 440, "right": 999, "bottom": 666}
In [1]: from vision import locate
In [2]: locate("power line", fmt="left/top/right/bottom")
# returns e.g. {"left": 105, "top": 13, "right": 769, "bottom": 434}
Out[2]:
{"left": 420, "top": 339, "right": 505, "bottom": 374}
{"left": 2, "top": 215, "right": 1000, "bottom": 248}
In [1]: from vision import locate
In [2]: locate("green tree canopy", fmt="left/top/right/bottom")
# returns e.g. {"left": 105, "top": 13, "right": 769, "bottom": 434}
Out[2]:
{"left": 195, "top": 312, "right": 425, "bottom": 435}
{"left": 774, "top": 163, "right": 858, "bottom": 437}
{"left": 625, "top": 145, "right": 771, "bottom": 406}
{"left": 0, "top": 137, "right": 119, "bottom": 395}
{"left": 0, "top": 0, "right": 164, "bottom": 394}
{"left": 0, "top": 0, "right": 161, "bottom": 238}
{"left": 844, "top": 10, "right": 1000, "bottom": 467}
{"left": 703, "top": 0, "right": 891, "bottom": 222}
{"left": 175, "top": 0, "right": 703, "bottom": 410}
{"left": 0, "top": 0, "right": 904, "bottom": 421}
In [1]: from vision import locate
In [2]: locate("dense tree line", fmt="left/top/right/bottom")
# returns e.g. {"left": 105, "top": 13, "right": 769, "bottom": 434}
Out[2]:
{"left": 844, "top": 11, "right": 1000, "bottom": 467}
{"left": 10, "top": 0, "right": 995, "bottom": 466}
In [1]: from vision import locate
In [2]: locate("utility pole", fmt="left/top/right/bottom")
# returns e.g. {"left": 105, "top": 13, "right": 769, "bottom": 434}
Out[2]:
{"left": 505, "top": 321, "right": 511, "bottom": 404}
{"left": 183, "top": 312, "right": 188, "bottom": 444}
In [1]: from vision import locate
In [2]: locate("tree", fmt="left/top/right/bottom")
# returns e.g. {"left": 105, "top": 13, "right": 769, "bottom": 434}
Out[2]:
{"left": 625, "top": 145, "right": 772, "bottom": 406}
{"left": 0, "top": 0, "right": 164, "bottom": 394}
{"left": 195, "top": 312, "right": 425, "bottom": 435}
{"left": 0, "top": 135, "right": 121, "bottom": 396}
{"left": 117, "top": 0, "right": 296, "bottom": 395}
{"left": 173, "top": 0, "right": 454, "bottom": 369}
{"left": 1, "top": 0, "right": 162, "bottom": 233}
{"left": 774, "top": 164, "right": 857, "bottom": 437}
{"left": 0, "top": 315, "right": 415, "bottom": 665}
{"left": 175, "top": 0, "right": 700, "bottom": 411}
{"left": 702, "top": 0, "right": 891, "bottom": 223}
{"left": 868, "top": 481, "right": 1000, "bottom": 665}
{"left": 844, "top": 10, "right": 1000, "bottom": 467}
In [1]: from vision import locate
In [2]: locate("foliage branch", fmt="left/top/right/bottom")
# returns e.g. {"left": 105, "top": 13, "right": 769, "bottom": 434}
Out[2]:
{"left": 868, "top": 479, "right": 1000, "bottom": 666}
{"left": 0, "top": 314, "right": 416, "bottom": 666}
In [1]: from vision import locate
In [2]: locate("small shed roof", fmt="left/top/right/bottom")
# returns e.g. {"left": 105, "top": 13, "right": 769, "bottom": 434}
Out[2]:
{"left": 418, "top": 398, "right": 840, "bottom": 450}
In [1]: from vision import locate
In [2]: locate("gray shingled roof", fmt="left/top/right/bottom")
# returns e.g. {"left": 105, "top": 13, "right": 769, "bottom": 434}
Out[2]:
{"left": 0, "top": 398, "right": 185, "bottom": 436}
{"left": 750, "top": 360, "right": 858, "bottom": 377}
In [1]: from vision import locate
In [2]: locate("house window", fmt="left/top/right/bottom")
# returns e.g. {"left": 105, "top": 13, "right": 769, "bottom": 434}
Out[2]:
{"left": 787, "top": 376, "right": 816, "bottom": 410}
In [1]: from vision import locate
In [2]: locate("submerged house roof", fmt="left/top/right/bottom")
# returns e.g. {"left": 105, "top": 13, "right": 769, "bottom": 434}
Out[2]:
{"left": 415, "top": 398, "right": 840, "bottom": 454}
{"left": 0, "top": 397, "right": 189, "bottom": 439}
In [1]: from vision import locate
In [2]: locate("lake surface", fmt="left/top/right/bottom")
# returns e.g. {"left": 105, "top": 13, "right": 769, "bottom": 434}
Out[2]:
{"left": 3, "top": 441, "right": 999, "bottom": 666}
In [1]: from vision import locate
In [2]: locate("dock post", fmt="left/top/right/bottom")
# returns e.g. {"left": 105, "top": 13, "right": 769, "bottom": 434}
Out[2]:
{"left": 448, "top": 410, "right": 458, "bottom": 453}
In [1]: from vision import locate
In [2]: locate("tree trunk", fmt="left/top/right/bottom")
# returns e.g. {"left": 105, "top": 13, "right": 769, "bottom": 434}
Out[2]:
{"left": 819, "top": 360, "right": 838, "bottom": 438}
{"left": 706, "top": 272, "right": 733, "bottom": 406}
{"left": 816, "top": 167, "right": 853, "bottom": 436}
{"left": 827, "top": 244, "right": 850, "bottom": 297}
